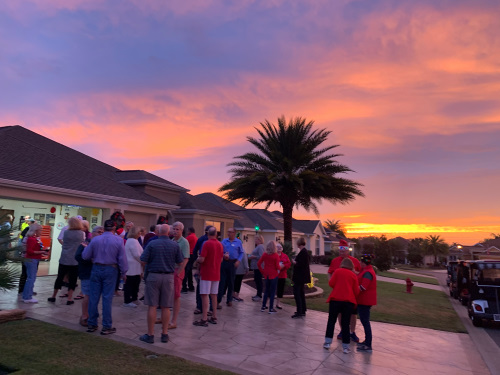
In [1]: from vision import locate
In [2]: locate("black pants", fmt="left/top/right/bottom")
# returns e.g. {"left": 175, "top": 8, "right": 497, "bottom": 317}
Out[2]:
{"left": 277, "top": 278, "right": 286, "bottom": 298}
{"left": 358, "top": 305, "right": 372, "bottom": 346}
{"left": 218, "top": 260, "right": 236, "bottom": 304}
{"left": 293, "top": 283, "right": 306, "bottom": 315}
{"left": 234, "top": 274, "right": 244, "bottom": 293}
{"left": 325, "top": 300, "right": 353, "bottom": 344}
{"left": 253, "top": 268, "right": 263, "bottom": 297}
{"left": 124, "top": 275, "right": 141, "bottom": 303}
{"left": 182, "top": 256, "right": 195, "bottom": 290}
{"left": 54, "top": 264, "right": 78, "bottom": 290}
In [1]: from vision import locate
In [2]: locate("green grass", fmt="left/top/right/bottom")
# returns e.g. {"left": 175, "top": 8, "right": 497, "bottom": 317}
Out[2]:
{"left": 285, "top": 274, "right": 466, "bottom": 333}
{"left": 0, "top": 319, "right": 234, "bottom": 375}
{"left": 378, "top": 270, "right": 439, "bottom": 285}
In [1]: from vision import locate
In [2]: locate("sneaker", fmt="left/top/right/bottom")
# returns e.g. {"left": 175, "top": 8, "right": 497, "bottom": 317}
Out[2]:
{"left": 350, "top": 332, "right": 360, "bottom": 343}
{"left": 140, "top": 334, "right": 154, "bottom": 344}
{"left": 161, "top": 333, "right": 169, "bottom": 343}
{"left": 123, "top": 302, "right": 137, "bottom": 308}
{"left": 251, "top": 296, "right": 262, "bottom": 301}
{"left": 86, "top": 325, "right": 98, "bottom": 333}
{"left": 23, "top": 298, "right": 38, "bottom": 303}
{"left": 47, "top": 297, "right": 56, "bottom": 303}
{"left": 261, "top": 307, "right": 267, "bottom": 312}
{"left": 323, "top": 342, "right": 331, "bottom": 349}
{"left": 357, "top": 344, "right": 372, "bottom": 352}
{"left": 343, "top": 347, "right": 351, "bottom": 354}
{"left": 268, "top": 309, "right": 277, "bottom": 314}
{"left": 337, "top": 333, "right": 343, "bottom": 340}
{"left": 100, "top": 327, "right": 117, "bottom": 335}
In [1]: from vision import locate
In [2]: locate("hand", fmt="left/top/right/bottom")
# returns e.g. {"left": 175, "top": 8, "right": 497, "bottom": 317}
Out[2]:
{"left": 234, "top": 260, "right": 240, "bottom": 268}
{"left": 122, "top": 275, "right": 127, "bottom": 283}
{"left": 223, "top": 253, "right": 230, "bottom": 260}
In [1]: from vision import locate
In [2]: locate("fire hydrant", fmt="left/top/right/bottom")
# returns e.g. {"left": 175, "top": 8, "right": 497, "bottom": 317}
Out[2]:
{"left": 406, "top": 278, "right": 414, "bottom": 294}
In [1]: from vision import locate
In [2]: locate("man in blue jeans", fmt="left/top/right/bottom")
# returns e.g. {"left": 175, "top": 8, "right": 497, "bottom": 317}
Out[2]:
{"left": 217, "top": 228, "right": 244, "bottom": 308}
{"left": 83, "top": 219, "right": 128, "bottom": 335}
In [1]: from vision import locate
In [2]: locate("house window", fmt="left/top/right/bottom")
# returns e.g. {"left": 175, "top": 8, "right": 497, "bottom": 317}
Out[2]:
{"left": 205, "top": 220, "right": 223, "bottom": 240}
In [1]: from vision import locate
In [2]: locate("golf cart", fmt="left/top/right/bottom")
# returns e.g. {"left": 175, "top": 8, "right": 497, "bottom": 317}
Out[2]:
{"left": 467, "top": 260, "right": 500, "bottom": 327}
{"left": 447, "top": 261, "right": 459, "bottom": 299}
{"left": 457, "top": 261, "right": 471, "bottom": 306}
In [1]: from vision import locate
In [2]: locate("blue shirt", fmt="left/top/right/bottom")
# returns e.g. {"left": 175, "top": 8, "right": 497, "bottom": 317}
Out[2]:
{"left": 82, "top": 231, "right": 128, "bottom": 276}
{"left": 221, "top": 238, "right": 244, "bottom": 261}
{"left": 140, "top": 235, "right": 184, "bottom": 273}
{"left": 193, "top": 234, "right": 208, "bottom": 258}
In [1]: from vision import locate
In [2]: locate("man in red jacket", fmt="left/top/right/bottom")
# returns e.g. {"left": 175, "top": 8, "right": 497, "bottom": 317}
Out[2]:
{"left": 327, "top": 239, "right": 361, "bottom": 342}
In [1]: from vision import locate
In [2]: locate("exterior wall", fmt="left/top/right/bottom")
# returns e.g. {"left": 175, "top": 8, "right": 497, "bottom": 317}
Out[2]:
{"left": 143, "top": 185, "right": 181, "bottom": 205}
{"left": 123, "top": 211, "right": 158, "bottom": 231}
{"left": 173, "top": 211, "right": 235, "bottom": 241}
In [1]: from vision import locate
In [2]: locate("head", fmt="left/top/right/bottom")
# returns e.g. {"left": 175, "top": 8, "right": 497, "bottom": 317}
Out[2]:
{"left": 172, "top": 221, "right": 184, "bottom": 239}
{"left": 255, "top": 234, "right": 264, "bottom": 246}
{"left": 28, "top": 219, "right": 36, "bottom": 225}
{"left": 92, "top": 226, "right": 104, "bottom": 237}
{"left": 81, "top": 220, "right": 90, "bottom": 232}
{"left": 24, "top": 215, "right": 31, "bottom": 222}
{"left": 125, "top": 221, "right": 134, "bottom": 231}
{"left": 296, "top": 237, "right": 306, "bottom": 248}
{"left": 158, "top": 224, "right": 170, "bottom": 236}
{"left": 340, "top": 257, "right": 354, "bottom": 270}
{"left": 6, "top": 214, "right": 13, "bottom": 222}
{"left": 227, "top": 227, "right": 236, "bottom": 240}
{"left": 68, "top": 217, "right": 83, "bottom": 230}
{"left": 104, "top": 219, "right": 116, "bottom": 232}
{"left": 360, "top": 254, "right": 373, "bottom": 268}
{"left": 149, "top": 225, "right": 156, "bottom": 232}
{"left": 276, "top": 243, "right": 283, "bottom": 254}
{"left": 138, "top": 227, "right": 145, "bottom": 236}
{"left": 207, "top": 226, "right": 217, "bottom": 239}
{"left": 76, "top": 215, "right": 83, "bottom": 221}
{"left": 204, "top": 225, "right": 211, "bottom": 234}
{"left": 265, "top": 241, "right": 277, "bottom": 255}
{"left": 155, "top": 224, "right": 162, "bottom": 234}
{"left": 188, "top": 227, "right": 195, "bottom": 235}
{"left": 27, "top": 223, "right": 42, "bottom": 237}
{"left": 338, "top": 239, "right": 350, "bottom": 258}
{"left": 127, "top": 225, "right": 139, "bottom": 239}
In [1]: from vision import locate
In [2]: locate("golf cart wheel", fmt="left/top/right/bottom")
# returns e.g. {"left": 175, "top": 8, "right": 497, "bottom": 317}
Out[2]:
{"left": 471, "top": 316, "right": 483, "bottom": 327}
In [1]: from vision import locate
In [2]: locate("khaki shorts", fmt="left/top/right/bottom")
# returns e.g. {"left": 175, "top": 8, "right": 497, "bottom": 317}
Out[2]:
{"left": 144, "top": 273, "right": 174, "bottom": 308}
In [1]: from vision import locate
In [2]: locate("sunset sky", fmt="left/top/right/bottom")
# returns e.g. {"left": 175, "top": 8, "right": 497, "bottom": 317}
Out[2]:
{"left": 2, "top": 0, "right": 499, "bottom": 244}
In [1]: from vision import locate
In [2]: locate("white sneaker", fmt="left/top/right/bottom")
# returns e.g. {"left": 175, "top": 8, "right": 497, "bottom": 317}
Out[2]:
{"left": 123, "top": 302, "right": 137, "bottom": 308}
{"left": 323, "top": 342, "right": 331, "bottom": 349}
{"left": 23, "top": 298, "right": 38, "bottom": 303}
{"left": 343, "top": 347, "right": 351, "bottom": 354}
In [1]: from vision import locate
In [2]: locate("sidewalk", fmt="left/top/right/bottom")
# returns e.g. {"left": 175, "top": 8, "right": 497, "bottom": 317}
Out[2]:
{"left": 1, "top": 274, "right": 491, "bottom": 375}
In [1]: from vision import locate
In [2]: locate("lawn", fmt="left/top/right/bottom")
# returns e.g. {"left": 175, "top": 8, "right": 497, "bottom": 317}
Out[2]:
{"left": 284, "top": 274, "right": 466, "bottom": 333}
{"left": 0, "top": 319, "right": 234, "bottom": 375}
{"left": 378, "top": 270, "right": 439, "bottom": 285}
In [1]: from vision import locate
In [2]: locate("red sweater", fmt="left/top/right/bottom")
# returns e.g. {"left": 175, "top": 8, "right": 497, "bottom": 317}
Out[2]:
{"left": 357, "top": 265, "right": 377, "bottom": 306}
{"left": 25, "top": 236, "right": 44, "bottom": 259}
{"left": 257, "top": 252, "right": 281, "bottom": 279}
{"left": 326, "top": 267, "right": 359, "bottom": 305}
{"left": 328, "top": 255, "right": 361, "bottom": 274}
{"left": 277, "top": 252, "right": 291, "bottom": 279}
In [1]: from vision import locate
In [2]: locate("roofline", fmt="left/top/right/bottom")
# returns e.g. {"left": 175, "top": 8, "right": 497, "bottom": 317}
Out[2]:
{"left": 173, "top": 208, "right": 239, "bottom": 220}
{"left": 0, "top": 178, "right": 179, "bottom": 210}
{"left": 119, "top": 179, "right": 189, "bottom": 193}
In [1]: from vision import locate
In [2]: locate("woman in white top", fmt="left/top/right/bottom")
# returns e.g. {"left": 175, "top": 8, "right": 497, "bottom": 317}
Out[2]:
{"left": 123, "top": 226, "right": 143, "bottom": 307}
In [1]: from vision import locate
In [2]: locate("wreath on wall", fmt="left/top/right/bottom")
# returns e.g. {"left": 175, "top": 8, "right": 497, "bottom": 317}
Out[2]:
{"left": 110, "top": 211, "right": 126, "bottom": 230}
{"left": 157, "top": 215, "right": 167, "bottom": 225}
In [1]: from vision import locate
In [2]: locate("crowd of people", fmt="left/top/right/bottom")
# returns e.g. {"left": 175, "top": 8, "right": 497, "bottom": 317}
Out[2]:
{"left": 15, "top": 215, "right": 377, "bottom": 351}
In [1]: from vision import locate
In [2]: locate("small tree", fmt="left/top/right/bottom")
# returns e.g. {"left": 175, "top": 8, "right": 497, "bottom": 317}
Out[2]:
{"left": 373, "top": 235, "right": 392, "bottom": 271}
{"left": 407, "top": 238, "right": 425, "bottom": 267}
{"left": 0, "top": 214, "right": 22, "bottom": 291}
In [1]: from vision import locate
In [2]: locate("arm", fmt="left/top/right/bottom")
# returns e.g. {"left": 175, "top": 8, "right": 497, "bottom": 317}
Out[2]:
{"left": 257, "top": 254, "right": 264, "bottom": 273}
{"left": 132, "top": 240, "right": 143, "bottom": 262}
{"left": 359, "top": 272, "right": 373, "bottom": 292}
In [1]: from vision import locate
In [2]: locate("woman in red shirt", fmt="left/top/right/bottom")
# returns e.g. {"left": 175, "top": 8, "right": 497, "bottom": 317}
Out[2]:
{"left": 22, "top": 224, "right": 48, "bottom": 303}
{"left": 275, "top": 243, "right": 291, "bottom": 310}
{"left": 323, "top": 257, "right": 359, "bottom": 354}
{"left": 257, "top": 241, "right": 281, "bottom": 313}
{"left": 356, "top": 254, "right": 377, "bottom": 352}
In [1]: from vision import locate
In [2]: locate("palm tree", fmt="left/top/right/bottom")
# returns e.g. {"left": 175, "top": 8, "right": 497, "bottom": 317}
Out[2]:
{"left": 0, "top": 214, "right": 21, "bottom": 291}
{"left": 219, "top": 116, "right": 364, "bottom": 245}
{"left": 324, "top": 219, "right": 346, "bottom": 237}
{"left": 425, "top": 235, "right": 449, "bottom": 266}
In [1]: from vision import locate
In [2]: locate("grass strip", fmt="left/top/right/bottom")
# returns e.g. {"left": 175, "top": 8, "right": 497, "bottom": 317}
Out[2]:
{"left": 378, "top": 271, "right": 439, "bottom": 285}
{"left": 285, "top": 274, "right": 466, "bottom": 333}
{"left": 0, "top": 319, "right": 235, "bottom": 375}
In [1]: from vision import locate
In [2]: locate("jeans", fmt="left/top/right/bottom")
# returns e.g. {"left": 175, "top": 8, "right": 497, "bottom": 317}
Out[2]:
{"left": 293, "top": 283, "right": 306, "bottom": 315}
{"left": 218, "top": 260, "right": 236, "bottom": 304}
{"left": 325, "top": 300, "right": 353, "bottom": 344}
{"left": 358, "top": 304, "right": 372, "bottom": 346}
{"left": 253, "top": 268, "right": 263, "bottom": 297}
{"left": 22, "top": 259, "right": 39, "bottom": 300}
{"left": 88, "top": 265, "right": 118, "bottom": 329}
{"left": 262, "top": 277, "right": 278, "bottom": 310}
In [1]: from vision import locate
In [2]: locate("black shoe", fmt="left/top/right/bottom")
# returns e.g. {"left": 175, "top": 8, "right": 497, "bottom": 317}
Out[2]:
{"left": 181, "top": 288, "right": 188, "bottom": 294}
{"left": 161, "top": 333, "right": 169, "bottom": 343}
{"left": 188, "top": 288, "right": 195, "bottom": 292}
{"left": 66, "top": 300, "right": 74, "bottom": 305}
{"left": 86, "top": 325, "right": 98, "bottom": 333}
{"left": 101, "top": 327, "right": 117, "bottom": 335}
{"left": 291, "top": 313, "right": 303, "bottom": 319}
{"left": 47, "top": 297, "right": 56, "bottom": 303}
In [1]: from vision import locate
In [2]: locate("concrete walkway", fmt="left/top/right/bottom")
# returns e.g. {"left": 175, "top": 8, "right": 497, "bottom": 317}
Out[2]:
{"left": 1, "top": 274, "right": 491, "bottom": 375}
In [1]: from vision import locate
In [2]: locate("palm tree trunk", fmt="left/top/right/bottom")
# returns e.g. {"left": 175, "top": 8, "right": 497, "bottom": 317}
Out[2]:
{"left": 283, "top": 202, "right": 293, "bottom": 247}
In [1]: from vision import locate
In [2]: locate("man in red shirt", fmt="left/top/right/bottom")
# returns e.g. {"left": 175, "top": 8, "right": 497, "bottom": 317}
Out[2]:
{"left": 182, "top": 227, "right": 198, "bottom": 293}
{"left": 193, "top": 227, "right": 223, "bottom": 327}
{"left": 327, "top": 239, "right": 361, "bottom": 342}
